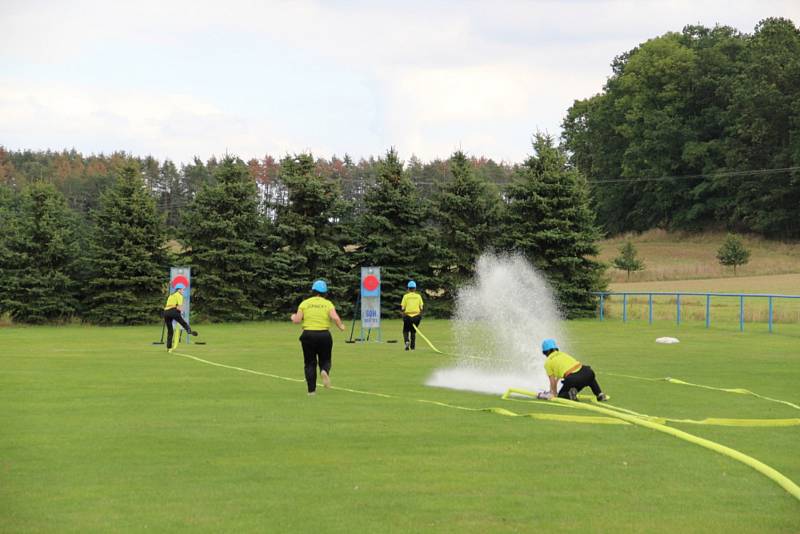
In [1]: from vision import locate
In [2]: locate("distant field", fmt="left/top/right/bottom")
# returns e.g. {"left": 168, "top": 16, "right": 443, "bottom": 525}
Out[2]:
{"left": 598, "top": 229, "right": 800, "bottom": 283}
{"left": 2, "top": 320, "right": 799, "bottom": 532}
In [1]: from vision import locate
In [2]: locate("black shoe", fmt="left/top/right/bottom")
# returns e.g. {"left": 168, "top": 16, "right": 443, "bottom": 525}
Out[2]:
{"left": 189, "top": 330, "right": 198, "bottom": 336}
{"left": 404, "top": 342, "right": 410, "bottom": 351}
{"left": 597, "top": 393, "right": 609, "bottom": 402}
{"left": 568, "top": 387, "right": 578, "bottom": 401}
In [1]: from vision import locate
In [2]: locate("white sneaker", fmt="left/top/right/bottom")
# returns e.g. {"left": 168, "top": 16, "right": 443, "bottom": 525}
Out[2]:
{"left": 321, "top": 370, "right": 331, "bottom": 388}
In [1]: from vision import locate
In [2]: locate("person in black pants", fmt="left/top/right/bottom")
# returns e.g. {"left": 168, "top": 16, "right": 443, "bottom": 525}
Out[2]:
{"left": 163, "top": 283, "right": 196, "bottom": 352}
{"left": 542, "top": 338, "right": 608, "bottom": 402}
{"left": 291, "top": 280, "right": 346, "bottom": 395}
{"left": 400, "top": 281, "right": 424, "bottom": 350}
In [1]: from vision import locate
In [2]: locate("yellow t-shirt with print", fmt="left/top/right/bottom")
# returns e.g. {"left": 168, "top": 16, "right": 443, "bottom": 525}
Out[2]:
{"left": 164, "top": 291, "right": 183, "bottom": 310}
{"left": 401, "top": 292, "right": 424, "bottom": 317}
{"left": 298, "top": 296, "right": 335, "bottom": 330}
{"left": 544, "top": 350, "right": 582, "bottom": 379}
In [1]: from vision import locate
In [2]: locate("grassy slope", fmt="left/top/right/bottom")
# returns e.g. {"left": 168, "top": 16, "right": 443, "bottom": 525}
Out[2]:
{"left": 598, "top": 229, "right": 800, "bottom": 283}
{"left": 1, "top": 320, "right": 799, "bottom": 532}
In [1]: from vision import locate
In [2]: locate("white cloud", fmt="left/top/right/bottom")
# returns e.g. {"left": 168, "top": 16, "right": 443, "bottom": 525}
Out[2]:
{"left": 1, "top": 1, "right": 799, "bottom": 163}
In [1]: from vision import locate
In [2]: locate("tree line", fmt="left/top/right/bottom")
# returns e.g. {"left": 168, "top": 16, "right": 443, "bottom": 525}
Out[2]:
{"left": 562, "top": 17, "right": 800, "bottom": 238}
{"left": 0, "top": 136, "right": 604, "bottom": 324}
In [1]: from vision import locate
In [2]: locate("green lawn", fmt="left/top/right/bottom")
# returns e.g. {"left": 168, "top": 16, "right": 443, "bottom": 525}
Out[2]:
{"left": 1, "top": 319, "right": 799, "bottom": 532}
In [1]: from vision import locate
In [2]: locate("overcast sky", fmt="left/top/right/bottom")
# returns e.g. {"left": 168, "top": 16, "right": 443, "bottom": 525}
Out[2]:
{"left": 1, "top": 1, "right": 798, "bottom": 165}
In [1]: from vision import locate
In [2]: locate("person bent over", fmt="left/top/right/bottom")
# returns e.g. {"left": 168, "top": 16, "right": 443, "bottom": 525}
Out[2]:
{"left": 542, "top": 338, "right": 608, "bottom": 402}
{"left": 163, "top": 283, "right": 196, "bottom": 352}
{"left": 401, "top": 280, "right": 424, "bottom": 351}
{"left": 291, "top": 279, "right": 346, "bottom": 395}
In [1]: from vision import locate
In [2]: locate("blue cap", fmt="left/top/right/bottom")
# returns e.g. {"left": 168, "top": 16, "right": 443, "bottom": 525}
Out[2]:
{"left": 311, "top": 280, "right": 328, "bottom": 293}
{"left": 174, "top": 283, "right": 185, "bottom": 290}
{"left": 408, "top": 280, "right": 417, "bottom": 289}
{"left": 541, "top": 338, "right": 558, "bottom": 353}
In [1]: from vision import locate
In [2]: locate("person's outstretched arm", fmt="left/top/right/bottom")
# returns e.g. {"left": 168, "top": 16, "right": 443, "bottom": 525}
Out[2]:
{"left": 329, "top": 309, "right": 346, "bottom": 331}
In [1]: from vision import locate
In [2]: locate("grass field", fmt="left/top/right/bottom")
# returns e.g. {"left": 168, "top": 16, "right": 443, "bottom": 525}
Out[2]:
{"left": 2, "top": 319, "right": 799, "bottom": 532}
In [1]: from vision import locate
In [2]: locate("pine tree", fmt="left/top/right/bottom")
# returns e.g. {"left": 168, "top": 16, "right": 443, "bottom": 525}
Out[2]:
{"left": 501, "top": 134, "right": 605, "bottom": 318}
{"left": 612, "top": 240, "right": 645, "bottom": 280}
{"left": 83, "top": 163, "right": 169, "bottom": 324}
{"left": 716, "top": 234, "right": 750, "bottom": 275}
{"left": 180, "top": 156, "right": 263, "bottom": 321}
{"left": 433, "top": 151, "right": 502, "bottom": 312}
{"left": 1, "top": 182, "right": 80, "bottom": 323}
{"left": 354, "top": 148, "right": 435, "bottom": 315}
{"left": 260, "top": 154, "right": 353, "bottom": 317}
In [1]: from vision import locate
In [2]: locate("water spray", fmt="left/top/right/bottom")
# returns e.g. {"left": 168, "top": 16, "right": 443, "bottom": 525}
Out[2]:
{"left": 426, "top": 252, "right": 567, "bottom": 395}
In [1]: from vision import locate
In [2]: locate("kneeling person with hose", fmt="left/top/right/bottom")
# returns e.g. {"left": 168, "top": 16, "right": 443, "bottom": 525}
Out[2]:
{"left": 163, "top": 284, "right": 197, "bottom": 352}
{"left": 291, "top": 280, "right": 346, "bottom": 395}
{"left": 542, "top": 338, "right": 608, "bottom": 402}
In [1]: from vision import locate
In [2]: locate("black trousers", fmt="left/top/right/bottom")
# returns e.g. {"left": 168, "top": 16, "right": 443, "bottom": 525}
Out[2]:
{"left": 402, "top": 315, "right": 422, "bottom": 348}
{"left": 164, "top": 308, "right": 191, "bottom": 350}
{"left": 300, "top": 330, "right": 333, "bottom": 393}
{"left": 558, "top": 366, "right": 603, "bottom": 398}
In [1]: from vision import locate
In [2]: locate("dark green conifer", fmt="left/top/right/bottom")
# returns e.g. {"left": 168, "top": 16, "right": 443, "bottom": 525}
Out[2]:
{"left": 83, "top": 163, "right": 169, "bottom": 324}
{"left": 502, "top": 134, "right": 605, "bottom": 318}
{"left": 180, "top": 156, "right": 263, "bottom": 321}
{"left": 2, "top": 182, "right": 80, "bottom": 323}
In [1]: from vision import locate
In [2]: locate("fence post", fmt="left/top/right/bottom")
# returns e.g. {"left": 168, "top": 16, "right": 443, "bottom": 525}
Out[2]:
{"left": 648, "top": 293, "right": 653, "bottom": 324}
{"left": 705, "top": 294, "right": 711, "bottom": 329}
{"left": 676, "top": 294, "right": 681, "bottom": 326}
{"left": 623, "top": 294, "right": 627, "bottom": 323}
{"left": 768, "top": 296, "right": 773, "bottom": 333}
{"left": 599, "top": 293, "right": 604, "bottom": 321}
{"left": 739, "top": 295, "right": 745, "bottom": 332}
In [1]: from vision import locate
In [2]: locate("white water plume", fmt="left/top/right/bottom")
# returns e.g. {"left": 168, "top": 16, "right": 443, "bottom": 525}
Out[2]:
{"left": 426, "top": 252, "right": 568, "bottom": 395}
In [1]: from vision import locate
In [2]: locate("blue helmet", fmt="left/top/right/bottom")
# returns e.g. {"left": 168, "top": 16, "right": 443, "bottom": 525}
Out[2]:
{"left": 408, "top": 280, "right": 417, "bottom": 289}
{"left": 541, "top": 338, "right": 558, "bottom": 353}
{"left": 174, "top": 283, "right": 186, "bottom": 291}
{"left": 311, "top": 279, "right": 328, "bottom": 293}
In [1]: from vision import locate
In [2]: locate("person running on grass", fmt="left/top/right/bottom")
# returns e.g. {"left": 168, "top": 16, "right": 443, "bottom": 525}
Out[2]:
{"left": 401, "top": 280, "right": 424, "bottom": 351}
{"left": 542, "top": 338, "right": 608, "bottom": 402}
{"left": 163, "top": 283, "right": 197, "bottom": 352}
{"left": 291, "top": 279, "right": 346, "bottom": 396}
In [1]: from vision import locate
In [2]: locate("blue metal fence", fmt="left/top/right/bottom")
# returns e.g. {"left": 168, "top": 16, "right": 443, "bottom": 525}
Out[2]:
{"left": 593, "top": 292, "right": 800, "bottom": 332}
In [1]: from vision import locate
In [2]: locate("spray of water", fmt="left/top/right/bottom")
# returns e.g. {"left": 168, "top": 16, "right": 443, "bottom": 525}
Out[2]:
{"left": 425, "top": 252, "right": 568, "bottom": 395}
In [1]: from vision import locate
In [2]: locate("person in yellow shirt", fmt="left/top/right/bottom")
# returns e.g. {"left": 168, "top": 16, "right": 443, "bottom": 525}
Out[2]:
{"left": 290, "top": 279, "right": 346, "bottom": 395}
{"left": 542, "top": 338, "right": 608, "bottom": 401}
{"left": 400, "top": 280, "right": 424, "bottom": 351}
{"left": 163, "top": 283, "right": 197, "bottom": 352}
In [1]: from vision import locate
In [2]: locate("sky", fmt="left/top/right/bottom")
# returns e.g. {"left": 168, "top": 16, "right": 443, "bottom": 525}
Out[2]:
{"left": 1, "top": 1, "right": 798, "bottom": 165}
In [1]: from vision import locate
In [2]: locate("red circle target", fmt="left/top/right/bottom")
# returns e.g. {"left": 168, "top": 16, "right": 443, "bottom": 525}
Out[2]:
{"left": 362, "top": 275, "right": 380, "bottom": 291}
{"left": 171, "top": 275, "right": 190, "bottom": 288}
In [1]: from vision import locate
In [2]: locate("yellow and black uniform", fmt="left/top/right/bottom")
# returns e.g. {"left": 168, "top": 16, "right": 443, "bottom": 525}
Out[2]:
{"left": 401, "top": 291, "right": 424, "bottom": 350}
{"left": 163, "top": 291, "right": 192, "bottom": 351}
{"left": 544, "top": 350, "right": 603, "bottom": 399}
{"left": 297, "top": 296, "right": 336, "bottom": 393}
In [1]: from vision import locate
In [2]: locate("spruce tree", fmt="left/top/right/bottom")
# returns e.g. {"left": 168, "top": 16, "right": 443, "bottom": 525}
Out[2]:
{"left": 354, "top": 148, "right": 435, "bottom": 315}
{"left": 180, "top": 156, "right": 263, "bottom": 321}
{"left": 716, "top": 234, "right": 750, "bottom": 275}
{"left": 261, "top": 154, "right": 353, "bottom": 317}
{"left": 502, "top": 134, "right": 605, "bottom": 318}
{"left": 1, "top": 182, "right": 80, "bottom": 323}
{"left": 83, "top": 163, "right": 169, "bottom": 324}
{"left": 433, "top": 151, "right": 502, "bottom": 313}
{"left": 612, "top": 240, "right": 645, "bottom": 280}
{"left": 0, "top": 186, "right": 20, "bottom": 318}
